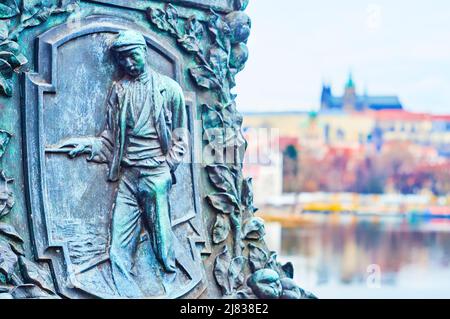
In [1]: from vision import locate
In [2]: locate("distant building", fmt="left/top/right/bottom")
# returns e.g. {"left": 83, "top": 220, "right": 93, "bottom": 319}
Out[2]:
{"left": 321, "top": 73, "right": 403, "bottom": 112}
{"left": 244, "top": 110, "right": 450, "bottom": 155}
{"left": 243, "top": 76, "right": 450, "bottom": 199}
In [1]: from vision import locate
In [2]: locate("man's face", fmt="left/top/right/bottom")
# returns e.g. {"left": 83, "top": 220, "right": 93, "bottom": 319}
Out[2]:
{"left": 117, "top": 46, "right": 147, "bottom": 77}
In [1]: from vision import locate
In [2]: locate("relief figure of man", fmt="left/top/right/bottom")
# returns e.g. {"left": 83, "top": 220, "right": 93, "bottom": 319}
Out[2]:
{"left": 55, "top": 30, "right": 188, "bottom": 297}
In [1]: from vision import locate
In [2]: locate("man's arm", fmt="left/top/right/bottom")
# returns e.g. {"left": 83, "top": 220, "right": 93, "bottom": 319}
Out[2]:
{"left": 165, "top": 79, "right": 189, "bottom": 172}
{"left": 53, "top": 83, "right": 117, "bottom": 163}
{"left": 87, "top": 83, "right": 117, "bottom": 163}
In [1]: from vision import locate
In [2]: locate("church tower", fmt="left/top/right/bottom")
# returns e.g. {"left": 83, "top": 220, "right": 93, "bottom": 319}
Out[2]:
{"left": 321, "top": 84, "right": 332, "bottom": 110}
{"left": 343, "top": 73, "right": 357, "bottom": 111}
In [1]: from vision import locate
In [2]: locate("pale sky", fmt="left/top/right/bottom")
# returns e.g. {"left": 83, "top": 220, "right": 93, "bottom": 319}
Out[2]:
{"left": 235, "top": 0, "right": 450, "bottom": 114}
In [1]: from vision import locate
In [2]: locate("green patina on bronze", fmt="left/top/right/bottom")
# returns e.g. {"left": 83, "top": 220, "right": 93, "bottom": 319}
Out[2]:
{"left": 0, "top": 0, "right": 315, "bottom": 299}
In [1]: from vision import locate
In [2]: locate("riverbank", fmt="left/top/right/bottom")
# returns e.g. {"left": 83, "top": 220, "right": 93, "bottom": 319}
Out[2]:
{"left": 257, "top": 192, "right": 450, "bottom": 219}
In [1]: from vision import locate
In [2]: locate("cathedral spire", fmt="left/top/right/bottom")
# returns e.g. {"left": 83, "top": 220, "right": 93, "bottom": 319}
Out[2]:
{"left": 345, "top": 72, "right": 355, "bottom": 90}
{"left": 343, "top": 72, "right": 357, "bottom": 111}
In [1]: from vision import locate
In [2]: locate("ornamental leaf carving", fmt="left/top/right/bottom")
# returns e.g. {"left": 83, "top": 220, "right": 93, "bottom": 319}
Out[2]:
{"left": 165, "top": 4, "right": 179, "bottom": 35}
{"left": 206, "top": 192, "right": 240, "bottom": 214}
{"left": 212, "top": 214, "right": 229, "bottom": 244}
{"left": 206, "top": 164, "right": 238, "bottom": 197}
{"left": 147, "top": 4, "right": 180, "bottom": 36}
{"left": 0, "top": 130, "right": 12, "bottom": 159}
{"left": 241, "top": 177, "right": 257, "bottom": 213}
{"left": 0, "top": 131, "right": 57, "bottom": 298}
{"left": 265, "top": 251, "right": 280, "bottom": 272}
{"left": 214, "top": 246, "right": 247, "bottom": 295}
{"left": 208, "top": 11, "right": 230, "bottom": 52}
{"left": 208, "top": 47, "right": 228, "bottom": 83}
{"left": 13, "top": 0, "right": 78, "bottom": 38}
{"left": 202, "top": 103, "right": 246, "bottom": 164}
{"left": 0, "top": 0, "right": 19, "bottom": 19}
{"left": 242, "top": 217, "right": 265, "bottom": 240}
{"left": 0, "top": 76, "right": 12, "bottom": 97}
{"left": 228, "top": 256, "right": 246, "bottom": 291}
{"left": 234, "top": 0, "right": 249, "bottom": 11}
{"left": 19, "top": 256, "right": 56, "bottom": 295}
{"left": 21, "top": 0, "right": 51, "bottom": 27}
{"left": 0, "top": 222, "right": 23, "bottom": 243}
{"left": 202, "top": 104, "right": 223, "bottom": 133}
{"left": 281, "top": 262, "right": 294, "bottom": 279}
{"left": 147, "top": 5, "right": 250, "bottom": 104}
{"left": 248, "top": 243, "right": 268, "bottom": 273}
{"left": 185, "top": 16, "right": 203, "bottom": 40}
{"left": 0, "top": 239, "right": 17, "bottom": 280}
{"left": 0, "top": 1, "right": 78, "bottom": 97}
{"left": 9, "top": 241, "right": 24, "bottom": 256}
{"left": 0, "top": 20, "right": 8, "bottom": 40}
{"left": 0, "top": 40, "right": 27, "bottom": 96}
{"left": 213, "top": 245, "right": 231, "bottom": 295}
{"left": 177, "top": 34, "right": 201, "bottom": 53}
{"left": 177, "top": 16, "right": 203, "bottom": 53}
{"left": 189, "top": 64, "right": 220, "bottom": 90}
{"left": 0, "top": 170, "right": 14, "bottom": 219}
{"left": 147, "top": 7, "right": 170, "bottom": 32}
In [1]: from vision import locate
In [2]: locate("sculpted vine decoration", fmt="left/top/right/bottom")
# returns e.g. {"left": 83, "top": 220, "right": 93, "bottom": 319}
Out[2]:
{"left": 0, "top": 1, "right": 80, "bottom": 299}
{"left": 0, "top": 0, "right": 78, "bottom": 97}
{"left": 147, "top": 4, "right": 250, "bottom": 104}
{"left": 0, "top": 131, "right": 58, "bottom": 299}
{"left": 148, "top": 3, "right": 315, "bottom": 299}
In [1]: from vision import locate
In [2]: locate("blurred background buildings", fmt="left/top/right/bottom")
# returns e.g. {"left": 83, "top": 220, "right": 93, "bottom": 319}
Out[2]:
{"left": 244, "top": 74, "right": 450, "bottom": 209}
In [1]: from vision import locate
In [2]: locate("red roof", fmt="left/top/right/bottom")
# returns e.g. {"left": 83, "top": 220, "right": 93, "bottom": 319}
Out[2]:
{"left": 364, "top": 110, "right": 450, "bottom": 122}
{"left": 432, "top": 115, "right": 450, "bottom": 122}
{"left": 370, "top": 110, "right": 430, "bottom": 121}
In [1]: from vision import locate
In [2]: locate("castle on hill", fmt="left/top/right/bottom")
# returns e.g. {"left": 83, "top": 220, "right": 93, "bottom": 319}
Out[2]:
{"left": 321, "top": 73, "right": 403, "bottom": 112}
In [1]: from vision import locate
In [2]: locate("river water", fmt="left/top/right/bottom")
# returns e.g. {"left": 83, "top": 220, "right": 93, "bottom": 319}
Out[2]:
{"left": 276, "top": 214, "right": 450, "bottom": 299}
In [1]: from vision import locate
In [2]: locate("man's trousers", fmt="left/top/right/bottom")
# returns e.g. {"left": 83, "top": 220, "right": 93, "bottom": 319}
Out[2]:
{"left": 109, "top": 163, "right": 176, "bottom": 297}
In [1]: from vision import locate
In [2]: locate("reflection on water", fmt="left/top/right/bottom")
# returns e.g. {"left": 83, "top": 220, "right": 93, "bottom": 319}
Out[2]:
{"left": 278, "top": 214, "right": 450, "bottom": 299}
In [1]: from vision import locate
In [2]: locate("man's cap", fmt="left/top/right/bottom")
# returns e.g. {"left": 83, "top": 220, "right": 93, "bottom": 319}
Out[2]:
{"left": 111, "top": 30, "right": 147, "bottom": 52}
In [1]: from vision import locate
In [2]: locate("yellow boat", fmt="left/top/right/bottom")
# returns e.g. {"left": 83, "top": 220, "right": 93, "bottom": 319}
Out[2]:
{"left": 256, "top": 212, "right": 316, "bottom": 228}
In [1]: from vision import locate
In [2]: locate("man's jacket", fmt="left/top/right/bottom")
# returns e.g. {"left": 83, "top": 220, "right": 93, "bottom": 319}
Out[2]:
{"left": 90, "top": 69, "right": 188, "bottom": 184}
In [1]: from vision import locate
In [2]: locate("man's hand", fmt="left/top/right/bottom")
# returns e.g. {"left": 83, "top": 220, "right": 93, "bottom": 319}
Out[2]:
{"left": 69, "top": 143, "right": 90, "bottom": 158}
{"left": 57, "top": 137, "right": 93, "bottom": 158}
{"left": 47, "top": 136, "right": 110, "bottom": 163}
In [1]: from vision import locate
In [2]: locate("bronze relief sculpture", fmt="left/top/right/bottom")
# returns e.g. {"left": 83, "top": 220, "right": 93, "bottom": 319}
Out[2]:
{"left": 46, "top": 30, "right": 190, "bottom": 297}
{"left": 0, "top": 0, "right": 314, "bottom": 299}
